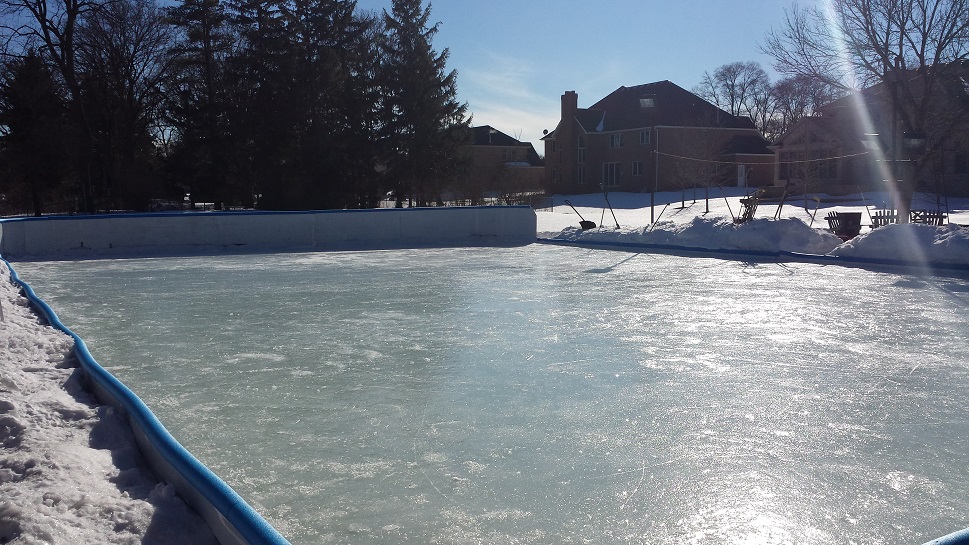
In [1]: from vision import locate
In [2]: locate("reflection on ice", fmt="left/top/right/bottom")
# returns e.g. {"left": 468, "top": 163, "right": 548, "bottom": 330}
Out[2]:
{"left": 13, "top": 245, "right": 969, "bottom": 545}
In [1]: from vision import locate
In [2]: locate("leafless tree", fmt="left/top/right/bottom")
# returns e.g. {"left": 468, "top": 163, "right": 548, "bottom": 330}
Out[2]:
{"left": 694, "top": 62, "right": 770, "bottom": 118}
{"left": 769, "top": 74, "right": 843, "bottom": 138}
{"left": 694, "top": 61, "right": 781, "bottom": 141}
{"left": 0, "top": 0, "right": 102, "bottom": 100}
{"left": 76, "top": 0, "right": 175, "bottom": 209}
{"left": 1, "top": 0, "right": 106, "bottom": 210}
{"left": 762, "top": 0, "right": 969, "bottom": 219}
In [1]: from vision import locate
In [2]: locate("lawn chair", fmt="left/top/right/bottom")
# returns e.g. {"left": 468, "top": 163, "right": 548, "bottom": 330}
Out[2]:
{"left": 734, "top": 192, "right": 761, "bottom": 224}
{"left": 825, "top": 211, "right": 862, "bottom": 241}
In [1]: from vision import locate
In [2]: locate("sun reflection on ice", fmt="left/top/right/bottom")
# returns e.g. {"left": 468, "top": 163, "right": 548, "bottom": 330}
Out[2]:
{"left": 678, "top": 496, "right": 827, "bottom": 545}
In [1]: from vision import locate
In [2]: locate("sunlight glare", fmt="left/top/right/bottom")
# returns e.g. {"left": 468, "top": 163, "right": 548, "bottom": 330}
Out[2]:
{"left": 820, "top": 0, "right": 932, "bottom": 267}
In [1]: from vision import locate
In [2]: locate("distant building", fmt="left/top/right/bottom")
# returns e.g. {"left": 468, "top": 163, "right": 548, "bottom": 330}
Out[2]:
{"left": 772, "top": 62, "right": 969, "bottom": 196}
{"left": 542, "top": 81, "right": 774, "bottom": 195}
{"left": 462, "top": 126, "right": 544, "bottom": 203}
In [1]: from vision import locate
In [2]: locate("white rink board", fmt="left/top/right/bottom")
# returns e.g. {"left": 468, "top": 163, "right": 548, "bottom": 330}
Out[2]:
{"left": 0, "top": 206, "right": 536, "bottom": 258}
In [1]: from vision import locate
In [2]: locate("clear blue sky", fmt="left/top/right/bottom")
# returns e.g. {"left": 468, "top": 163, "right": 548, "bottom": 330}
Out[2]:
{"left": 354, "top": 0, "right": 797, "bottom": 152}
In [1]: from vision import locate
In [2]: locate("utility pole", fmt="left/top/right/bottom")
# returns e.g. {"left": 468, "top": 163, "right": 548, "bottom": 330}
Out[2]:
{"left": 652, "top": 128, "right": 660, "bottom": 223}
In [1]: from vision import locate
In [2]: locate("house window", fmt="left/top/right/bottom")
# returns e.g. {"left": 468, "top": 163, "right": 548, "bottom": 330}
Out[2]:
{"left": 779, "top": 152, "right": 793, "bottom": 180}
{"left": 812, "top": 150, "right": 838, "bottom": 179}
{"left": 640, "top": 130, "right": 651, "bottom": 145}
{"left": 602, "top": 162, "right": 620, "bottom": 187}
{"left": 821, "top": 157, "right": 838, "bottom": 179}
{"left": 578, "top": 148, "right": 586, "bottom": 164}
{"left": 610, "top": 134, "right": 623, "bottom": 148}
{"left": 578, "top": 166, "right": 586, "bottom": 185}
{"left": 632, "top": 161, "right": 643, "bottom": 176}
{"left": 955, "top": 152, "right": 968, "bottom": 174}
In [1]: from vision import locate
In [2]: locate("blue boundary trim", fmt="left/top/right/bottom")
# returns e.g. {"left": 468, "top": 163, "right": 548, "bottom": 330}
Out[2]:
{"left": 0, "top": 205, "right": 532, "bottom": 224}
{"left": 536, "top": 237, "right": 969, "bottom": 276}
{"left": 925, "top": 528, "right": 969, "bottom": 545}
{"left": 2, "top": 257, "right": 291, "bottom": 545}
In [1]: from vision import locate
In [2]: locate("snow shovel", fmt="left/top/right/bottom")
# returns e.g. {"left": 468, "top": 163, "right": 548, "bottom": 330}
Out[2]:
{"left": 564, "top": 200, "right": 596, "bottom": 230}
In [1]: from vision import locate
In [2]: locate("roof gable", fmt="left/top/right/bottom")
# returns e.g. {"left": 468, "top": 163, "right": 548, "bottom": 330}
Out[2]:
{"left": 773, "top": 116, "right": 855, "bottom": 148}
{"left": 471, "top": 125, "right": 543, "bottom": 166}
{"left": 585, "top": 80, "right": 755, "bottom": 132}
{"left": 471, "top": 125, "right": 529, "bottom": 147}
{"left": 722, "top": 134, "right": 774, "bottom": 155}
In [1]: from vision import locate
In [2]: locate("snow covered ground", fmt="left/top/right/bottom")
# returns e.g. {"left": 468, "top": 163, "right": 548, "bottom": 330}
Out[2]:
{"left": 0, "top": 260, "right": 218, "bottom": 544}
{"left": 536, "top": 189, "right": 969, "bottom": 266}
{"left": 3, "top": 188, "right": 969, "bottom": 544}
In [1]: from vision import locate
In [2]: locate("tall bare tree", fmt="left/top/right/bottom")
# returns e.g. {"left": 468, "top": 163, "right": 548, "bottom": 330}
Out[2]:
{"left": 76, "top": 0, "right": 175, "bottom": 210}
{"left": 1, "top": 0, "right": 104, "bottom": 211}
{"left": 695, "top": 62, "right": 770, "bottom": 118}
{"left": 764, "top": 75, "right": 844, "bottom": 140}
{"left": 762, "top": 0, "right": 969, "bottom": 219}
{"left": 694, "top": 61, "right": 778, "bottom": 139}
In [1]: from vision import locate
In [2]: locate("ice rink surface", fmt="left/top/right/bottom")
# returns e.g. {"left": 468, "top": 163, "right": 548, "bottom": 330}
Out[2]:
{"left": 13, "top": 245, "right": 969, "bottom": 544}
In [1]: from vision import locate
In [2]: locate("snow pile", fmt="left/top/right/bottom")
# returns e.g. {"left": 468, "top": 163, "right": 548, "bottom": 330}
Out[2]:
{"left": 547, "top": 215, "right": 844, "bottom": 255}
{"left": 830, "top": 223, "right": 969, "bottom": 265}
{"left": 538, "top": 191, "right": 969, "bottom": 267}
{"left": 0, "top": 261, "right": 216, "bottom": 545}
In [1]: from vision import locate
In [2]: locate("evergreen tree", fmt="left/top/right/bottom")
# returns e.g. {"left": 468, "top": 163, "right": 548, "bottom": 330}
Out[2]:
{"left": 341, "top": 13, "right": 387, "bottom": 208}
{"left": 222, "top": 0, "right": 305, "bottom": 209}
{"left": 220, "top": 0, "right": 377, "bottom": 210}
{"left": 0, "top": 52, "right": 76, "bottom": 216}
{"left": 164, "top": 0, "right": 234, "bottom": 206}
{"left": 379, "top": 0, "right": 469, "bottom": 207}
{"left": 0, "top": 0, "right": 106, "bottom": 212}
{"left": 285, "top": 0, "right": 374, "bottom": 209}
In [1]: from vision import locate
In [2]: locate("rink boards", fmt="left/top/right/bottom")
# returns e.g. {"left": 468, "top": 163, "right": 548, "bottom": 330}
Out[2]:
{"left": 0, "top": 206, "right": 537, "bottom": 258}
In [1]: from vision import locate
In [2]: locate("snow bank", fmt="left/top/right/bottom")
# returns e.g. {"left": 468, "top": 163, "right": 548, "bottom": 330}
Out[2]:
{"left": 4, "top": 260, "right": 292, "bottom": 545}
{"left": 0, "top": 260, "right": 216, "bottom": 544}
{"left": 830, "top": 223, "right": 969, "bottom": 265}
{"left": 545, "top": 215, "right": 844, "bottom": 255}
{"left": 539, "top": 191, "right": 969, "bottom": 271}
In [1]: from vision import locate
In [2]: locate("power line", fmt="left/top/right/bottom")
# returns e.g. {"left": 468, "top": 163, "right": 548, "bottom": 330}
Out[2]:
{"left": 655, "top": 150, "right": 871, "bottom": 165}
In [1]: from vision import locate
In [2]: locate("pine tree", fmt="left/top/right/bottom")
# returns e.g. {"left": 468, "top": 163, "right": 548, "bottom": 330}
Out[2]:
{"left": 285, "top": 0, "right": 375, "bottom": 209}
{"left": 379, "top": 0, "right": 470, "bottom": 207}
{"left": 0, "top": 52, "right": 76, "bottom": 216}
{"left": 0, "top": 0, "right": 104, "bottom": 212}
{"left": 165, "top": 0, "right": 234, "bottom": 206}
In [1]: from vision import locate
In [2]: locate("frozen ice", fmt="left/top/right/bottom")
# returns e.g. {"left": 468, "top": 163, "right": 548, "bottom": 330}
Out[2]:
{"left": 10, "top": 242, "right": 969, "bottom": 545}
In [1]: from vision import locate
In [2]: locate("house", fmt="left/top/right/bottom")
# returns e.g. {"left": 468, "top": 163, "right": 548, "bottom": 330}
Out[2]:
{"left": 462, "top": 125, "right": 544, "bottom": 203}
{"left": 542, "top": 81, "right": 774, "bottom": 195}
{"left": 772, "top": 62, "right": 969, "bottom": 197}
{"left": 771, "top": 112, "right": 868, "bottom": 196}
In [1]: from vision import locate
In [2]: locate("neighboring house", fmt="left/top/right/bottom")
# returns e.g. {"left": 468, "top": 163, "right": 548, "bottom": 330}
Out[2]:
{"left": 772, "top": 62, "right": 969, "bottom": 196}
{"left": 542, "top": 81, "right": 774, "bottom": 195}
{"left": 462, "top": 125, "right": 544, "bottom": 203}
{"left": 771, "top": 112, "right": 868, "bottom": 196}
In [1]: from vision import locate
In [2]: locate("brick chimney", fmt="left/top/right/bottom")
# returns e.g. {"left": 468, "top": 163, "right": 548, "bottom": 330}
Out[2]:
{"left": 561, "top": 91, "right": 578, "bottom": 120}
